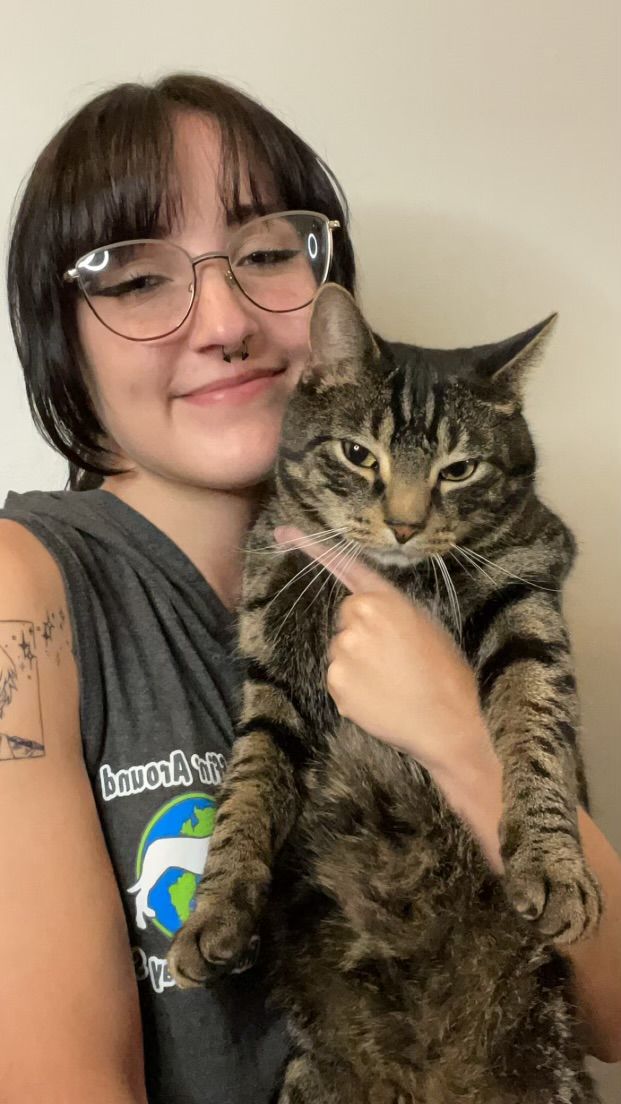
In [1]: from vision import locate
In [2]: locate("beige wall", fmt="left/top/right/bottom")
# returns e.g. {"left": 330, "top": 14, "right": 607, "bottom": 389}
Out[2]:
{"left": 1, "top": 1, "right": 619, "bottom": 1096}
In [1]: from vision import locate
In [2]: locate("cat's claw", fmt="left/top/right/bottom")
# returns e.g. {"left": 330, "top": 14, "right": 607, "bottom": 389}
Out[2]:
{"left": 167, "top": 902, "right": 261, "bottom": 988}
{"left": 502, "top": 843, "right": 602, "bottom": 945}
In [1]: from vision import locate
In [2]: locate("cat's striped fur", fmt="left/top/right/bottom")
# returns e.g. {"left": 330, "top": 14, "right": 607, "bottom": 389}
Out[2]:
{"left": 169, "top": 285, "right": 601, "bottom": 1103}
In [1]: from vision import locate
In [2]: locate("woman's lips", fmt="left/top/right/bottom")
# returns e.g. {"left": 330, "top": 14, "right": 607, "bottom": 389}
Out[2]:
{"left": 180, "top": 368, "right": 287, "bottom": 406}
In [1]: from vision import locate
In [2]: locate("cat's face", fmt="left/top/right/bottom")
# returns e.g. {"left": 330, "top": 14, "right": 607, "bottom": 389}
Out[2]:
{"left": 278, "top": 285, "right": 554, "bottom": 569}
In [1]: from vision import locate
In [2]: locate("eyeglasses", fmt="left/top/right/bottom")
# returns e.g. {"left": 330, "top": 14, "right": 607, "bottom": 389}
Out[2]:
{"left": 63, "top": 209, "right": 341, "bottom": 342}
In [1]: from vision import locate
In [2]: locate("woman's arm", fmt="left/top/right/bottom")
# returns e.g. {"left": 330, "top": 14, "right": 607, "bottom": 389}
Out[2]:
{"left": 0, "top": 522, "right": 148, "bottom": 1103}
{"left": 435, "top": 746, "right": 621, "bottom": 1064}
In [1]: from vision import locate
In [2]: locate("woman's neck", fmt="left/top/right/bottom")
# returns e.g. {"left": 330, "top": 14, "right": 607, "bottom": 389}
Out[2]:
{"left": 101, "top": 469, "right": 266, "bottom": 611}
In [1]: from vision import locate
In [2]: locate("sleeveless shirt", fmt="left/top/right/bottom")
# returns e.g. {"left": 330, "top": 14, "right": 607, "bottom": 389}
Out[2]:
{"left": 1, "top": 488, "right": 288, "bottom": 1104}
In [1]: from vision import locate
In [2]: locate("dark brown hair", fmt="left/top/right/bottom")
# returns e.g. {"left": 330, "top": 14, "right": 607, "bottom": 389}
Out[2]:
{"left": 7, "top": 73, "right": 356, "bottom": 489}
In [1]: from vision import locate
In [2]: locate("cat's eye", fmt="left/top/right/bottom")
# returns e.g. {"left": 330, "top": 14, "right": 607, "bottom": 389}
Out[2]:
{"left": 341, "top": 440, "right": 379, "bottom": 470}
{"left": 439, "top": 459, "right": 479, "bottom": 482}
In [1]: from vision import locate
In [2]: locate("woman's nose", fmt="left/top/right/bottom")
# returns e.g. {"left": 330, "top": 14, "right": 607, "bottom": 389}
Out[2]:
{"left": 186, "top": 260, "right": 256, "bottom": 351}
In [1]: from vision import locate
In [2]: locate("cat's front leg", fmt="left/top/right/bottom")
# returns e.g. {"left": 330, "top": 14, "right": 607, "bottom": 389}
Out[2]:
{"left": 473, "top": 593, "right": 601, "bottom": 944}
{"left": 167, "top": 684, "right": 303, "bottom": 987}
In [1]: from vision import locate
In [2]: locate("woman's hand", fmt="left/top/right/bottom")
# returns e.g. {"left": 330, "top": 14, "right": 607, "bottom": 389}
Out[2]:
{"left": 273, "top": 525, "right": 493, "bottom": 779}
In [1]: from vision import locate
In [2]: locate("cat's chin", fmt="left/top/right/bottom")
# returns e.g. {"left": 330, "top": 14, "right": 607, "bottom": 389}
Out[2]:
{"left": 364, "top": 546, "right": 429, "bottom": 570}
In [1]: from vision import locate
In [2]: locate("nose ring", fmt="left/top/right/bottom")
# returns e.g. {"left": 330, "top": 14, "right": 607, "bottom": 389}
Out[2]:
{"left": 222, "top": 339, "right": 249, "bottom": 363}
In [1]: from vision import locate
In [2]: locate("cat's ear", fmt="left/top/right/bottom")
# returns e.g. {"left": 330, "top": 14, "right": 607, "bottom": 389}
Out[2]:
{"left": 305, "top": 283, "right": 380, "bottom": 387}
{"left": 473, "top": 314, "right": 557, "bottom": 403}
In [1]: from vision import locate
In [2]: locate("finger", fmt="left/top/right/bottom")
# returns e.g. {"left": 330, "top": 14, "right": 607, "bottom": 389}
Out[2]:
{"left": 273, "top": 525, "right": 395, "bottom": 596}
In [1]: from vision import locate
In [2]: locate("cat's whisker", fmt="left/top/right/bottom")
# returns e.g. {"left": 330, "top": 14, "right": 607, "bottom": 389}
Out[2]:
{"left": 452, "top": 545, "right": 497, "bottom": 588}
{"left": 305, "top": 540, "right": 360, "bottom": 629}
{"left": 269, "top": 563, "right": 328, "bottom": 649}
{"left": 262, "top": 541, "right": 344, "bottom": 616}
{"left": 270, "top": 544, "right": 349, "bottom": 649}
{"left": 325, "top": 543, "right": 361, "bottom": 630}
{"left": 433, "top": 554, "right": 462, "bottom": 640}
{"left": 257, "top": 529, "right": 353, "bottom": 627}
{"left": 448, "top": 548, "right": 477, "bottom": 585}
{"left": 443, "top": 557, "right": 463, "bottom": 641}
{"left": 240, "top": 525, "right": 351, "bottom": 555}
{"left": 271, "top": 538, "right": 352, "bottom": 648}
{"left": 432, "top": 553, "right": 450, "bottom": 619}
{"left": 429, "top": 555, "right": 441, "bottom": 612}
{"left": 457, "top": 544, "right": 559, "bottom": 592}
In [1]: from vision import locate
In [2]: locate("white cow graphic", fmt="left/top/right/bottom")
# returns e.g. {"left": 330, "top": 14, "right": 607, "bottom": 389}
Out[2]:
{"left": 128, "top": 835, "right": 210, "bottom": 930}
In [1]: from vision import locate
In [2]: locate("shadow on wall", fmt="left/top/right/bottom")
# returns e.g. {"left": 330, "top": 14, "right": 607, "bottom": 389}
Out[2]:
{"left": 354, "top": 203, "right": 621, "bottom": 844}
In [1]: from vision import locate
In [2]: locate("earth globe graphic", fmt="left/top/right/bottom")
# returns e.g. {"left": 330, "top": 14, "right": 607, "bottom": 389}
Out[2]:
{"left": 133, "top": 792, "right": 216, "bottom": 938}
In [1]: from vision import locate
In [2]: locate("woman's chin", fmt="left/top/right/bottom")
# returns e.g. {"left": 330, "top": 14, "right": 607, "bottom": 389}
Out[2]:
{"left": 177, "top": 449, "right": 279, "bottom": 493}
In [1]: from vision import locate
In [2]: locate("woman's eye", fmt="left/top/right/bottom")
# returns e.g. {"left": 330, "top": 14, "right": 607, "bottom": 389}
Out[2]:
{"left": 439, "top": 459, "right": 479, "bottom": 482}
{"left": 96, "top": 273, "right": 170, "bottom": 298}
{"left": 236, "top": 249, "right": 299, "bottom": 267}
{"left": 341, "top": 440, "right": 378, "bottom": 470}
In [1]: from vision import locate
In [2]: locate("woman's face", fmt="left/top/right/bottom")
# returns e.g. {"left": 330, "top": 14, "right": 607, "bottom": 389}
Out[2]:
{"left": 76, "top": 113, "right": 312, "bottom": 491}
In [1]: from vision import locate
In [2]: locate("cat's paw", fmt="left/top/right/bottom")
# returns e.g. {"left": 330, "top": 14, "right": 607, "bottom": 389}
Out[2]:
{"left": 167, "top": 897, "right": 261, "bottom": 989}
{"left": 502, "top": 834, "right": 602, "bottom": 944}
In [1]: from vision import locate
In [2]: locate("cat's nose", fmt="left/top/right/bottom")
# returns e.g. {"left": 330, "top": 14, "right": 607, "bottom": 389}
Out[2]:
{"left": 386, "top": 522, "right": 422, "bottom": 544}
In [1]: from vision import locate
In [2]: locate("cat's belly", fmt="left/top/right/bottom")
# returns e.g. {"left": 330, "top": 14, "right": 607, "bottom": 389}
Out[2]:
{"left": 265, "top": 720, "right": 584, "bottom": 1102}
{"left": 273, "top": 717, "right": 505, "bottom": 960}
{"left": 302, "top": 725, "right": 443, "bottom": 935}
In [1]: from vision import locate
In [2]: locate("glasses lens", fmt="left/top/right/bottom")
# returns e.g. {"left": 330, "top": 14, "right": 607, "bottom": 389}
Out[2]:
{"left": 75, "top": 241, "right": 193, "bottom": 340}
{"left": 228, "top": 212, "right": 331, "bottom": 312}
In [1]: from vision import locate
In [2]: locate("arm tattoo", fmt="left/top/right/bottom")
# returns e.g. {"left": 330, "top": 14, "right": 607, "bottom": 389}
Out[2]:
{"left": 0, "top": 608, "right": 68, "bottom": 762}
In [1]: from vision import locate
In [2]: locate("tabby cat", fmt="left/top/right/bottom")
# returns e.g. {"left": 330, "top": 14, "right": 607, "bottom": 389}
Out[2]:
{"left": 168, "top": 284, "right": 601, "bottom": 1103}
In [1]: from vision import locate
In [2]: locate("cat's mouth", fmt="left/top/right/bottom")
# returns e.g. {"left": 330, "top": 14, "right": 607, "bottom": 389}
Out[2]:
{"left": 362, "top": 544, "right": 431, "bottom": 569}
{"left": 358, "top": 535, "right": 455, "bottom": 570}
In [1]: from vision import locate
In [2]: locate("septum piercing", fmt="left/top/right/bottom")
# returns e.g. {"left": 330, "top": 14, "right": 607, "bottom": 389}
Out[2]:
{"left": 222, "top": 340, "right": 249, "bottom": 363}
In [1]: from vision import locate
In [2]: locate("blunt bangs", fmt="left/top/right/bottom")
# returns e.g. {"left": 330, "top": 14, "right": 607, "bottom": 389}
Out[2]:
{"left": 7, "top": 73, "right": 355, "bottom": 486}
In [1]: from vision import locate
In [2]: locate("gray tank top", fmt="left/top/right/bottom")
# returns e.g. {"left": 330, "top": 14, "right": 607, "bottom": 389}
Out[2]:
{"left": 1, "top": 488, "right": 287, "bottom": 1104}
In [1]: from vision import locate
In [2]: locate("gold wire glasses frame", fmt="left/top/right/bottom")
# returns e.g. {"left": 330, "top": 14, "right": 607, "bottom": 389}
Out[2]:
{"left": 63, "top": 209, "right": 341, "bottom": 342}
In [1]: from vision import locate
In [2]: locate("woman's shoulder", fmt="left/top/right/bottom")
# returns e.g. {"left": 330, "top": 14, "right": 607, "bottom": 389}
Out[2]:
{"left": 0, "top": 488, "right": 133, "bottom": 623}
{"left": 0, "top": 517, "right": 68, "bottom": 608}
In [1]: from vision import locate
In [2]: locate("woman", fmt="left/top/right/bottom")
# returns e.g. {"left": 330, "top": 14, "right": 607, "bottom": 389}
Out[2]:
{"left": 1, "top": 74, "right": 619, "bottom": 1104}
